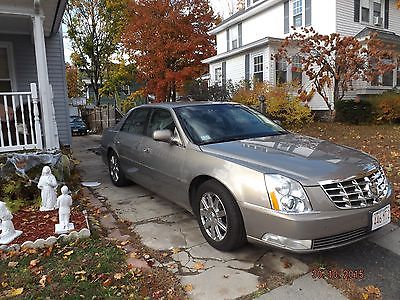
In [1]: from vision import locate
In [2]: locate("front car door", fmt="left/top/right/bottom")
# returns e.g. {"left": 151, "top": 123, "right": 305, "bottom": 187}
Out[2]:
{"left": 140, "top": 108, "right": 188, "bottom": 207}
{"left": 114, "top": 107, "right": 151, "bottom": 185}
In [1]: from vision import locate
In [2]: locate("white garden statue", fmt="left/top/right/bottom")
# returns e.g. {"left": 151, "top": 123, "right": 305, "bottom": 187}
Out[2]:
{"left": 0, "top": 201, "right": 22, "bottom": 245}
{"left": 55, "top": 186, "right": 74, "bottom": 234}
{"left": 37, "top": 166, "right": 58, "bottom": 211}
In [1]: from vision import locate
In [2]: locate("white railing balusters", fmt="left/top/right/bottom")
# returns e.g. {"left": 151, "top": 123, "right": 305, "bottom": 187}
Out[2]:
{"left": 26, "top": 94, "right": 35, "bottom": 145}
{"left": 0, "top": 117, "right": 4, "bottom": 147}
{"left": 19, "top": 94, "right": 28, "bottom": 145}
{"left": 31, "top": 83, "right": 43, "bottom": 150}
{"left": 11, "top": 95, "right": 20, "bottom": 146}
{"left": 0, "top": 83, "right": 43, "bottom": 153}
{"left": 3, "top": 95, "right": 12, "bottom": 145}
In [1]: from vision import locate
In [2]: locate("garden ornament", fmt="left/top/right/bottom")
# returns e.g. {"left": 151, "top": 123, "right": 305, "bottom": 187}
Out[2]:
{"left": 55, "top": 185, "right": 74, "bottom": 234}
{"left": 0, "top": 201, "right": 22, "bottom": 245}
{"left": 38, "top": 166, "right": 58, "bottom": 211}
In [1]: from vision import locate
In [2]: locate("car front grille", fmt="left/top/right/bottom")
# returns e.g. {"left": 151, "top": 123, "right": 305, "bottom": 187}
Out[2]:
{"left": 320, "top": 168, "right": 389, "bottom": 209}
{"left": 312, "top": 227, "right": 370, "bottom": 250}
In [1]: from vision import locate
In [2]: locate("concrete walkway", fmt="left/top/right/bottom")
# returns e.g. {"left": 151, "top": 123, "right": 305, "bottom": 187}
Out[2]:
{"left": 72, "top": 135, "right": 400, "bottom": 299}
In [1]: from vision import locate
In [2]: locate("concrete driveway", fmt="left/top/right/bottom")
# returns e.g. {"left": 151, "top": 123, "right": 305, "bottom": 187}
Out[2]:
{"left": 72, "top": 135, "right": 400, "bottom": 300}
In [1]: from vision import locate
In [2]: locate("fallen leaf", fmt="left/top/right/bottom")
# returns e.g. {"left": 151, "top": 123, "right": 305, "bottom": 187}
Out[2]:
{"left": 172, "top": 248, "right": 181, "bottom": 254}
{"left": 74, "top": 271, "right": 87, "bottom": 275}
{"left": 6, "top": 288, "right": 24, "bottom": 297}
{"left": 29, "top": 259, "right": 40, "bottom": 267}
{"left": 64, "top": 250, "right": 74, "bottom": 257}
{"left": 114, "top": 273, "right": 124, "bottom": 280}
{"left": 39, "top": 275, "right": 47, "bottom": 287}
{"left": 1, "top": 282, "right": 8, "bottom": 288}
{"left": 102, "top": 278, "right": 112, "bottom": 287}
{"left": 193, "top": 262, "right": 205, "bottom": 270}
{"left": 183, "top": 284, "right": 193, "bottom": 292}
{"left": 129, "top": 252, "right": 138, "bottom": 258}
{"left": 120, "top": 241, "right": 130, "bottom": 246}
{"left": 8, "top": 261, "right": 18, "bottom": 268}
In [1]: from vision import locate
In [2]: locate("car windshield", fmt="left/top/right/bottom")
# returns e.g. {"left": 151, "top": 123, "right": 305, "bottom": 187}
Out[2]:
{"left": 174, "top": 104, "right": 287, "bottom": 145}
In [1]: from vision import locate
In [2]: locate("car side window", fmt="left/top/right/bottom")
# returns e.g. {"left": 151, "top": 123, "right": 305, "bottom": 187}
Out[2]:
{"left": 147, "top": 109, "right": 176, "bottom": 137}
{"left": 121, "top": 108, "right": 149, "bottom": 135}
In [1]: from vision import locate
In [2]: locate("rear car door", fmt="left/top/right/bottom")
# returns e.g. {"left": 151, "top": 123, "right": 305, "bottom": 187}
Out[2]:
{"left": 140, "top": 108, "right": 188, "bottom": 205}
{"left": 114, "top": 107, "right": 150, "bottom": 184}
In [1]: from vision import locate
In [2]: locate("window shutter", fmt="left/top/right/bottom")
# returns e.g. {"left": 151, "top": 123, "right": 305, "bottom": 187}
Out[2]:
{"left": 284, "top": 1, "right": 289, "bottom": 34}
{"left": 354, "top": 0, "right": 360, "bottom": 22}
{"left": 384, "top": 0, "right": 389, "bottom": 29}
{"left": 245, "top": 54, "right": 250, "bottom": 82}
{"left": 226, "top": 29, "right": 230, "bottom": 51}
{"left": 305, "top": 0, "right": 312, "bottom": 26}
{"left": 238, "top": 23, "right": 243, "bottom": 47}
{"left": 222, "top": 62, "right": 226, "bottom": 86}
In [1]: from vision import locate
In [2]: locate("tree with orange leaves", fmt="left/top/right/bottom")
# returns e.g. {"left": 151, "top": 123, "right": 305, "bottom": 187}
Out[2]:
{"left": 123, "top": 0, "right": 217, "bottom": 102}
{"left": 275, "top": 28, "right": 396, "bottom": 112}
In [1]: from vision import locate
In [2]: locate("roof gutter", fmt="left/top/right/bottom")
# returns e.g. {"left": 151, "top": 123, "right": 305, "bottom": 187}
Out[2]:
{"left": 208, "top": 0, "right": 282, "bottom": 35}
{"left": 51, "top": 0, "right": 67, "bottom": 36}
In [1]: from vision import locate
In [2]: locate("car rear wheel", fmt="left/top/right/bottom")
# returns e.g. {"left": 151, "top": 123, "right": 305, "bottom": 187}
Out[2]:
{"left": 108, "top": 151, "right": 129, "bottom": 187}
{"left": 195, "top": 180, "right": 246, "bottom": 251}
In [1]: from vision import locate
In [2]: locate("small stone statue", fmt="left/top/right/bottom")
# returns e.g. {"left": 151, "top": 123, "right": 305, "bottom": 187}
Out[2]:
{"left": 37, "top": 166, "right": 57, "bottom": 211}
{"left": 0, "top": 201, "right": 22, "bottom": 245}
{"left": 55, "top": 186, "right": 74, "bottom": 234}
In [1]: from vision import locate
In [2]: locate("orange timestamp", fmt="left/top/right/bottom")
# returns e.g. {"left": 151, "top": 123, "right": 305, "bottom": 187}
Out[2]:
{"left": 311, "top": 267, "right": 365, "bottom": 281}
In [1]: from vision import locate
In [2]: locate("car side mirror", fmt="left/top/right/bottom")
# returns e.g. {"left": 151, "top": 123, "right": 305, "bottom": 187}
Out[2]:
{"left": 153, "top": 129, "right": 173, "bottom": 143}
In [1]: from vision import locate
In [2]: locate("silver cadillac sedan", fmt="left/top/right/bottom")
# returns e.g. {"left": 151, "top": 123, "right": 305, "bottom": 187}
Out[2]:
{"left": 100, "top": 102, "right": 393, "bottom": 252}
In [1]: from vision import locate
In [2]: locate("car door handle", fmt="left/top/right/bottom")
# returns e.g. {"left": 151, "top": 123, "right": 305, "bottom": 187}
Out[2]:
{"left": 143, "top": 148, "right": 151, "bottom": 153}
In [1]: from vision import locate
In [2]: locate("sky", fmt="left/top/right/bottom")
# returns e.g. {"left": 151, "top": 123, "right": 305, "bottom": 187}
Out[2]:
{"left": 63, "top": 0, "right": 236, "bottom": 63}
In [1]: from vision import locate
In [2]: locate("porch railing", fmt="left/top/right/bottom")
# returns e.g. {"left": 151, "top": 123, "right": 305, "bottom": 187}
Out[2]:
{"left": 0, "top": 83, "right": 43, "bottom": 153}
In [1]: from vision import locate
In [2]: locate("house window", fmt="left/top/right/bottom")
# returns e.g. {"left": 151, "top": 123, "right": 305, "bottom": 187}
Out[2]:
{"left": 253, "top": 55, "right": 263, "bottom": 82}
{"left": 215, "top": 67, "right": 222, "bottom": 85}
{"left": 291, "top": 55, "right": 302, "bottom": 85}
{"left": 357, "top": 0, "right": 384, "bottom": 26}
{"left": 231, "top": 26, "right": 238, "bottom": 50}
{"left": 276, "top": 59, "right": 287, "bottom": 84}
{"left": 397, "top": 66, "right": 400, "bottom": 87}
{"left": 293, "top": 0, "right": 303, "bottom": 28}
{"left": 0, "top": 47, "right": 12, "bottom": 92}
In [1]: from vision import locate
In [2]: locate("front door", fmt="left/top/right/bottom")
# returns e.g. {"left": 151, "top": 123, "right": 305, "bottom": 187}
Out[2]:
{"left": 140, "top": 108, "right": 188, "bottom": 206}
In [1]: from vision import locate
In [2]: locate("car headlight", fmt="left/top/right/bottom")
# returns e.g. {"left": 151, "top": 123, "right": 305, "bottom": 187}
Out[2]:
{"left": 264, "top": 174, "right": 312, "bottom": 214}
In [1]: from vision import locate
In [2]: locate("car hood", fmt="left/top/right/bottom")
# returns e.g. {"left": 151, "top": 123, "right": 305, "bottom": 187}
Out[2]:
{"left": 199, "top": 134, "right": 379, "bottom": 186}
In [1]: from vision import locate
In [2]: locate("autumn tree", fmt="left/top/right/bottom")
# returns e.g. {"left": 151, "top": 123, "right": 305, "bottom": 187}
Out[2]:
{"left": 65, "top": 63, "right": 84, "bottom": 98}
{"left": 64, "top": 0, "right": 128, "bottom": 105}
{"left": 123, "top": 0, "right": 217, "bottom": 102}
{"left": 276, "top": 28, "right": 395, "bottom": 112}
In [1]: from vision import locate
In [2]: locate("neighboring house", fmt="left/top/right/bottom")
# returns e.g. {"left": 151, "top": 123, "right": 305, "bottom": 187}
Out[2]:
{"left": 203, "top": 0, "right": 400, "bottom": 111}
{"left": 0, "top": 0, "right": 70, "bottom": 153}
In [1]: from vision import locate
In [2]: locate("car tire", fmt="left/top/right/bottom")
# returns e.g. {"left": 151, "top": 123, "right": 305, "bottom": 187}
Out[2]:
{"left": 195, "top": 180, "right": 247, "bottom": 251}
{"left": 108, "top": 151, "right": 129, "bottom": 187}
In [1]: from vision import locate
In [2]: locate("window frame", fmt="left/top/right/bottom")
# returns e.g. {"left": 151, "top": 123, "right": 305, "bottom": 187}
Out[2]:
{"left": 214, "top": 67, "right": 222, "bottom": 86}
{"left": 252, "top": 53, "right": 264, "bottom": 83}
{"left": 276, "top": 58, "right": 288, "bottom": 84}
{"left": 0, "top": 42, "right": 17, "bottom": 92}
{"left": 146, "top": 108, "right": 177, "bottom": 138}
{"left": 120, "top": 107, "right": 151, "bottom": 136}
{"left": 293, "top": 0, "right": 303, "bottom": 28}
{"left": 358, "top": 0, "right": 384, "bottom": 26}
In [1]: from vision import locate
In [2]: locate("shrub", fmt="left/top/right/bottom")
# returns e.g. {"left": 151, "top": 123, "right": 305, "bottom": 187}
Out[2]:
{"left": 366, "top": 92, "right": 400, "bottom": 123}
{"left": 232, "top": 82, "right": 313, "bottom": 129}
{"left": 334, "top": 100, "right": 373, "bottom": 124}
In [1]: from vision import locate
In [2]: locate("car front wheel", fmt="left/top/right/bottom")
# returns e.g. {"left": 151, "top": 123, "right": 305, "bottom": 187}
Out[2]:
{"left": 195, "top": 180, "right": 246, "bottom": 251}
{"left": 108, "top": 151, "right": 129, "bottom": 186}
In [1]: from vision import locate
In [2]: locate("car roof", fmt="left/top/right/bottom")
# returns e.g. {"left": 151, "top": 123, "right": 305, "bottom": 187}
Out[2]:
{"left": 137, "top": 101, "right": 240, "bottom": 109}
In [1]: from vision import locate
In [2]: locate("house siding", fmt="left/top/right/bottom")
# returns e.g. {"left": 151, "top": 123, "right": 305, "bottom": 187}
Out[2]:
{"left": 0, "top": 31, "right": 71, "bottom": 146}
{"left": 337, "top": 0, "right": 400, "bottom": 36}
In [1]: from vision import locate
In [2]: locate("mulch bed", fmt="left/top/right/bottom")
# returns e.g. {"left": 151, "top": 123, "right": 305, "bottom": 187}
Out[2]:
{"left": 9, "top": 208, "right": 87, "bottom": 245}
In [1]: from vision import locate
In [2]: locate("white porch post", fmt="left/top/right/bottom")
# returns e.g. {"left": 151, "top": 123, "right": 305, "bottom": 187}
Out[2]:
{"left": 31, "top": 13, "right": 59, "bottom": 150}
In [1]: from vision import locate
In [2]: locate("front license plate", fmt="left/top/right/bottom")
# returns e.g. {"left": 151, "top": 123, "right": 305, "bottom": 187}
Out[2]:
{"left": 371, "top": 204, "right": 391, "bottom": 231}
{"left": 73, "top": 129, "right": 78, "bottom": 132}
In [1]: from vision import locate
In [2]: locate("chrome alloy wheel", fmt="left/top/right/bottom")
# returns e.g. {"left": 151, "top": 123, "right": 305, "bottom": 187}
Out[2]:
{"left": 199, "top": 192, "right": 228, "bottom": 241}
{"left": 109, "top": 154, "right": 120, "bottom": 182}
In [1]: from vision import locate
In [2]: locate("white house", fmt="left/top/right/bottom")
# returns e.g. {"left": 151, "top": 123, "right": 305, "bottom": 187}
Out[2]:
{"left": 0, "top": 0, "right": 70, "bottom": 153}
{"left": 203, "top": 0, "right": 400, "bottom": 111}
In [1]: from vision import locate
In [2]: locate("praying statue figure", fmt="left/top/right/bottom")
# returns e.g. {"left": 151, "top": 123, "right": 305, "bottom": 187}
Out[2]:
{"left": 0, "top": 201, "right": 22, "bottom": 245}
{"left": 55, "top": 186, "right": 74, "bottom": 234}
{"left": 37, "top": 166, "right": 58, "bottom": 211}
